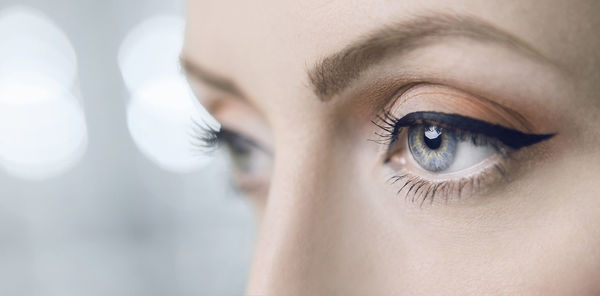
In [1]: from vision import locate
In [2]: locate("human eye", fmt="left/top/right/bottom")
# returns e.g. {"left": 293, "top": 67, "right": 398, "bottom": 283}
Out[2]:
{"left": 372, "top": 88, "right": 555, "bottom": 205}
{"left": 193, "top": 122, "right": 272, "bottom": 194}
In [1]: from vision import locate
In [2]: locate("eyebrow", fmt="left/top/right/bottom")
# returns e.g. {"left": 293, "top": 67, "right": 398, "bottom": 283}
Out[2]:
{"left": 181, "top": 13, "right": 556, "bottom": 103}
{"left": 308, "top": 13, "right": 555, "bottom": 101}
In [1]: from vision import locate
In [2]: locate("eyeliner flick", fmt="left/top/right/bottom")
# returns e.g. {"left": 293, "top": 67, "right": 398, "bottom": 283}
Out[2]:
{"left": 389, "top": 111, "right": 554, "bottom": 149}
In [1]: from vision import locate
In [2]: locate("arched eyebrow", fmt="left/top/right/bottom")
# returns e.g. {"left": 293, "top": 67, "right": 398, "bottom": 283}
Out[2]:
{"left": 308, "top": 13, "right": 557, "bottom": 102}
{"left": 181, "top": 13, "right": 559, "bottom": 103}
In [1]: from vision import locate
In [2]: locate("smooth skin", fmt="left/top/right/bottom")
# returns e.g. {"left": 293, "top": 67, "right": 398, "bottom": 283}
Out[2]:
{"left": 182, "top": 1, "right": 600, "bottom": 295}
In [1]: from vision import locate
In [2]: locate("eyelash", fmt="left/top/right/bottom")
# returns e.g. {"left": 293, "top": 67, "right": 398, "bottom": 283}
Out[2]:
{"left": 191, "top": 120, "right": 222, "bottom": 152}
{"left": 372, "top": 110, "right": 553, "bottom": 205}
{"left": 191, "top": 120, "right": 266, "bottom": 162}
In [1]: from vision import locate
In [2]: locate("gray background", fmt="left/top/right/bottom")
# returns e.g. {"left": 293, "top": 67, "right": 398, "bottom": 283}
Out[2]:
{"left": 0, "top": 0, "right": 255, "bottom": 295}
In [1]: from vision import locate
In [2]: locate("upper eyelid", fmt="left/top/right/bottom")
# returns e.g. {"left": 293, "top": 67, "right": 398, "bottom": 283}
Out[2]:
{"left": 377, "top": 81, "right": 547, "bottom": 134}
{"left": 375, "top": 111, "right": 555, "bottom": 150}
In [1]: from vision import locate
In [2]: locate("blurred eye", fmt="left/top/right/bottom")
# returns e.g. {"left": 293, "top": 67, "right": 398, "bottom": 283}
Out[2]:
{"left": 219, "top": 129, "right": 270, "bottom": 175}
{"left": 407, "top": 125, "right": 496, "bottom": 173}
{"left": 193, "top": 124, "right": 272, "bottom": 195}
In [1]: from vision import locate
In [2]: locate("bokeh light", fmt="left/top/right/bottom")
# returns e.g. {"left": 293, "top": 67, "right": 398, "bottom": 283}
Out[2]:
{"left": 0, "top": 6, "right": 77, "bottom": 104}
{"left": 0, "top": 92, "right": 87, "bottom": 179}
{"left": 119, "top": 15, "right": 217, "bottom": 172}
{"left": 0, "top": 6, "right": 87, "bottom": 179}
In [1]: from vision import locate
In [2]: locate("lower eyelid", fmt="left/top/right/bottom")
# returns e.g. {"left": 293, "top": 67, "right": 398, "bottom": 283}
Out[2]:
{"left": 387, "top": 155, "right": 510, "bottom": 206}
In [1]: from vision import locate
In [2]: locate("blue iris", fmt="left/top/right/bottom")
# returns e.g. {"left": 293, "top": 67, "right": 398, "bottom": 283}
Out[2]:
{"left": 408, "top": 125, "right": 457, "bottom": 172}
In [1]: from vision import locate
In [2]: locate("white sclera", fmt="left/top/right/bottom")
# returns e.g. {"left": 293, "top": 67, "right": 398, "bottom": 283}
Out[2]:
{"left": 445, "top": 140, "right": 496, "bottom": 173}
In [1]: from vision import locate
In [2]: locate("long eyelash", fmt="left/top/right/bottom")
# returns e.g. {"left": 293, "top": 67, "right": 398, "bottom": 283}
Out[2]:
{"left": 386, "top": 163, "right": 509, "bottom": 207}
{"left": 370, "top": 111, "right": 401, "bottom": 144}
{"left": 190, "top": 119, "right": 222, "bottom": 151}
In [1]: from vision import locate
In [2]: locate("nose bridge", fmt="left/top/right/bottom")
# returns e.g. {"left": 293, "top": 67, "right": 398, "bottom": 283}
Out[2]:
{"left": 245, "top": 126, "right": 395, "bottom": 295}
{"left": 246, "top": 134, "right": 345, "bottom": 294}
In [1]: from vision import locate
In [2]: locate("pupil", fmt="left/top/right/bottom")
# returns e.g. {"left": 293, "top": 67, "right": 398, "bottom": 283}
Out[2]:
{"left": 423, "top": 126, "right": 443, "bottom": 150}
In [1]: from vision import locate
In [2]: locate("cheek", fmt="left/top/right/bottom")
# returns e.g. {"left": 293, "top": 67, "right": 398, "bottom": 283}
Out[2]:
{"left": 523, "top": 157, "right": 600, "bottom": 293}
{"left": 521, "top": 220, "right": 600, "bottom": 294}
{"left": 346, "top": 140, "right": 600, "bottom": 294}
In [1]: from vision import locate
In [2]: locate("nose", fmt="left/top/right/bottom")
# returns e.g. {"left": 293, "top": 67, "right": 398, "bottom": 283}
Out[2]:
{"left": 245, "top": 136, "right": 394, "bottom": 295}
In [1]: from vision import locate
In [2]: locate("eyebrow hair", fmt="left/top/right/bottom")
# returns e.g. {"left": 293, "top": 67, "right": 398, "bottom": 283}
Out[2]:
{"left": 180, "top": 57, "right": 244, "bottom": 98}
{"left": 308, "top": 13, "right": 554, "bottom": 101}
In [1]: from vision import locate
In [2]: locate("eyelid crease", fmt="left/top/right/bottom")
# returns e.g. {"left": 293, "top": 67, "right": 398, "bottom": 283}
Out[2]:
{"left": 391, "top": 83, "right": 540, "bottom": 133}
{"left": 391, "top": 111, "right": 555, "bottom": 149}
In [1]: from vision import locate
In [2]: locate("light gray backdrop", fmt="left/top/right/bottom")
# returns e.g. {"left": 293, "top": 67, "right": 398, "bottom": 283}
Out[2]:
{"left": 0, "top": 0, "right": 254, "bottom": 295}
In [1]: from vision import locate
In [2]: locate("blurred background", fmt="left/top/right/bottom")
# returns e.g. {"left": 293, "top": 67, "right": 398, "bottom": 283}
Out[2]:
{"left": 0, "top": 0, "right": 255, "bottom": 295}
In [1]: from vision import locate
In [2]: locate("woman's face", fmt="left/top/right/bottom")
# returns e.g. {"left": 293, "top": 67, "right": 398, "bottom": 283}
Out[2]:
{"left": 182, "top": 0, "right": 600, "bottom": 294}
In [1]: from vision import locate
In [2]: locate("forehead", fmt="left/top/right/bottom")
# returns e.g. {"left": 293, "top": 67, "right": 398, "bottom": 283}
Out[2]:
{"left": 183, "top": 0, "right": 595, "bottom": 103}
